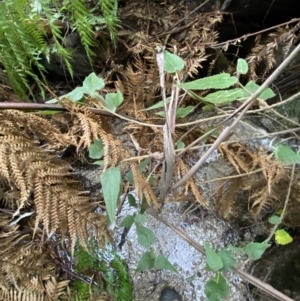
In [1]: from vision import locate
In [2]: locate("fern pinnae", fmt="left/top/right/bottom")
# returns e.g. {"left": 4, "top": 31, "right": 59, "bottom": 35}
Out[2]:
{"left": 1, "top": 4, "right": 46, "bottom": 96}
{"left": 99, "top": 0, "right": 120, "bottom": 45}
{"left": 70, "top": 0, "right": 95, "bottom": 62}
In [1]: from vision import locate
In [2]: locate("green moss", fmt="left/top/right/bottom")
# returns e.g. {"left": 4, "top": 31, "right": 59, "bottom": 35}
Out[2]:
{"left": 71, "top": 239, "right": 133, "bottom": 301}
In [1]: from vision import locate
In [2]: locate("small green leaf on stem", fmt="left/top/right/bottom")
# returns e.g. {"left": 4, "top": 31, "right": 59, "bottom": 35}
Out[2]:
{"left": 164, "top": 51, "right": 185, "bottom": 73}
{"left": 176, "top": 141, "right": 185, "bottom": 150}
{"left": 275, "top": 229, "right": 293, "bottom": 245}
{"left": 205, "top": 274, "right": 230, "bottom": 301}
{"left": 237, "top": 58, "right": 248, "bottom": 75}
{"left": 136, "top": 251, "right": 155, "bottom": 272}
{"left": 88, "top": 139, "right": 104, "bottom": 159}
{"left": 204, "top": 88, "right": 243, "bottom": 104}
{"left": 105, "top": 91, "right": 124, "bottom": 112}
{"left": 142, "top": 98, "right": 170, "bottom": 111}
{"left": 134, "top": 213, "right": 147, "bottom": 224}
{"left": 243, "top": 81, "right": 275, "bottom": 100}
{"left": 120, "top": 215, "right": 134, "bottom": 227}
{"left": 218, "top": 249, "right": 236, "bottom": 272}
{"left": 245, "top": 242, "right": 270, "bottom": 260}
{"left": 100, "top": 167, "right": 121, "bottom": 223}
{"left": 128, "top": 194, "right": 137, "bottom": 207}
{"left": 176, "top": 106, "right": 195, "bottom": 118}
{"left": 268, "top": 215, "right": 281, "bottom": 225}
{"left": 136, "top": 224, "right": 156, "bottom": 248}
{"left": 82, "top": 72, "right": 105, "bottom": 93}
{"left": 154, "top": 255, "right": 178, "bottom": 273}
{"left": 178, "top": 73, "right": 238, "bottom": 90}
{"left": 274, "top": 144, "right": 300, "bottom": 165}
{"left": 205, "top": 243, "right": 223, "bottom": 272}
{"left": 67, "top": 87, "right": 85, "bottom": 102}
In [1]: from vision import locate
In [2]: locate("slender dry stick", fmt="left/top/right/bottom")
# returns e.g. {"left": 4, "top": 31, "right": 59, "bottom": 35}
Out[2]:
{"left": 173, "top": 42, "right": 300, "bottom": 190}
{"left": 211, "top": 18, "right": 300, "bottom": 49}
{"left": 3, "top": 86, "right": 300, "bottom": 127}
{"left": 259, "top": 127, "right": 300, "bottom": 137}
{"left": 176, "top": 126, "right": 218, "bottom": 158}
{"left": 0, "top": 102, "right": 117, "bottom": 118}
{"left": 0, "top": 102, "right": 165, "bottom": 128}
{"left": 240, "top": 90, "right": 300, "bottom": 114}
{"left": 147, "top": 207, "right": 295, "bottom": 301}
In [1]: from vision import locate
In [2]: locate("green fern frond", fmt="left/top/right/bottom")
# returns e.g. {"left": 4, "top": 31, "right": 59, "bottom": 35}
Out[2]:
{"left": 69, "top": 0, "right": 96, "bottom": 62}
{"left": 0, "top": 1, "right": 48, "bottom": 98}
{"left": 74, "top": 243, "right": 95, "bottom": 272}
{"left": 0, "top": 36, "right": 32, "bottom": 98}
{"left": 0, "top": 0, "right": 120, "bottom": 98}
{"left": 39, "top": 2, "right": 75, "bottom": 78}
{"left": 99, "top": 0, "right": 120, "bottom": 45}
{"left": 21, "top": 19, "right": 48, "bottom": 51}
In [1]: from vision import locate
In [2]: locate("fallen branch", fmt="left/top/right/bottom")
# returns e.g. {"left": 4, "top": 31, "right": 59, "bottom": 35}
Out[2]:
{"left": 0, "top": 102, "right": 115, "bottom": 117}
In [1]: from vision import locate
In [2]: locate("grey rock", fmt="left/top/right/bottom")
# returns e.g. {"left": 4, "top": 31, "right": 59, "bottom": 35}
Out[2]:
{"left": 41, "top": 33, "right": 93, "bottom": 78}
{"left": 159, "top": 287, "right": 183, "bottom": 301}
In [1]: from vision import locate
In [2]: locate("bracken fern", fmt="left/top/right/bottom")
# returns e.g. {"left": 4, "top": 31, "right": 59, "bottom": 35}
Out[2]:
{"left": 0, "top": 1, "right": 48, "bottom": 98}
{"left": 0, "top": 0, "right": 119, "bottom": 99}
{"left": 99, "top": 0, "right": 120, "bottom": 44}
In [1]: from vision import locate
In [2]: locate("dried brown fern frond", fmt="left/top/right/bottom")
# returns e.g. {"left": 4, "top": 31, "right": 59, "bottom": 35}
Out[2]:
{"left": 63, "top": 102, "right": 122, "bottom": 168}
{"left": 0, "top": 225, "right": 61, "bottom": 295}
{"left": 253, "top": 147, "right": 285, "bottom": 193}
{"left": 0, "top": 110, "right": 107, "bottom": 255}
{"left": 217, "top": 142, "right": 289, "bottom": 221}
{"left": 116, "top": 1, "right": 222, "bottom": 110}
{"left": 0, "top": 289, "right": 44, "bottom": 301}
{"left": 176, "top": 12, "right": 222, "bottom": 77}
{"left": 123, "top": 59, "right": 147, "bottom": 97}
{"left": 2, "top": 104, "right": 123, "bottom": 170}
{"left": 1, "top": 110, "right": 75, "bottom": 151}
{"left": 44, "top": 277, "right": 70, "bottom": 300}
{"left": 247, "top": 22, "right": 300, "bottom": 80}
{"left": 115, "top": 55, "right": 161, "bottom": 110}
{"left": 129, "top": 162, "right": 159, "bottom": 208}
{"left": 184, "top": 53, "right": 208, "bottom": 77}
{"left": 176, "top": 159, "right": 207, "bottom": 208}
{"left": 250, "top": 186, "right": 280, "bottom": 220}
{"left": 0, "top": 109, "right": 116, "bottom": 299}
{"left": 219, "top": 142, "right": 252, "bottom": 174}
{"left": 0, "top": 258, "right": 69, "bottom": 300}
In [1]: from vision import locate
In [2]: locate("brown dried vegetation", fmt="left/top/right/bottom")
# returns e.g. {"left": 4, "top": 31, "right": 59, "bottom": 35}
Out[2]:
{"left": 1, "top": 0, "right": 300, "bottom": 300}
{"left": 0, "top": 108, "right": 109, "bottom": 299}
{"left": 217, "top": 143, "right": 300, "bottom": 228}
{"left": 246, "top": 21, "right": 300, "bottom": 83}
{"left": 0, "top": 2, "right": 225, "bottom": 297}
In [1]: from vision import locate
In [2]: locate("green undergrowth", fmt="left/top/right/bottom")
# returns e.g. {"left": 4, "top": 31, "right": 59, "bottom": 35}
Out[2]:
{"left": 0, "top": 0, "right": 119, "bottom": 99}
{"left": 52, "top": 50, "right": 298, "bottom": 301}
{"left": 71, "top": 239, "right": 133, "bottom": 301}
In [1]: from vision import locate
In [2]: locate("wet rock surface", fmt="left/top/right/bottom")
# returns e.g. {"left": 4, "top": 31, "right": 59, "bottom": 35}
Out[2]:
{"left": 159, "top": 287, "right": 183, "bottom": 301}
